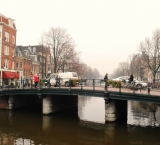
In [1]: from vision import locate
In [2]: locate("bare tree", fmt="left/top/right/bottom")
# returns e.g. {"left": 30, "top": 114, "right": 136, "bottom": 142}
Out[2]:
{"left": 139, "top": 29, "right": 160, "bottom": 83}
{"left": 92, "top": 68, "right": 101, "bottom": 79}
{"left": 119, "top": 62, "right": 130, "bottom": 76}
{"left": 42, "top": 27, "right": 79, "bottom": 73}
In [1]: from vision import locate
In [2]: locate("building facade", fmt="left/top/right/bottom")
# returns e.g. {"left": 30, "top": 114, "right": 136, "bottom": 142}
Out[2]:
{"left": 0, "top": 14, "right": 19, "bottom": 86}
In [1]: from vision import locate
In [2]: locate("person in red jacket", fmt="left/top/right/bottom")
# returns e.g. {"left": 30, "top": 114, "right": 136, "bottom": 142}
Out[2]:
{"left": 33, "top": 73, "right": 39, "bottom": 88}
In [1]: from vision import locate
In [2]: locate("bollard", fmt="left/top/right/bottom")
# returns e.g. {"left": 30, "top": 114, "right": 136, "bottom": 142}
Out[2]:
{"left": 148, "top": 82, "right": 150, "bottom": 95}
{"left": 93, "top": 79, "right": 95, "bottom": 90}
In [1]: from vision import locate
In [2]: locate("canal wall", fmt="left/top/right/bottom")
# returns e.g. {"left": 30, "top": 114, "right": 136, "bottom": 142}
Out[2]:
{"left": 43, "top": 95, "right": 78, "bottom": 114}
{"left": 0, "top": 95, "right": 41, "bottom": 109}
{"left": 0, "top": 94, "right": 78, "bottom": 115}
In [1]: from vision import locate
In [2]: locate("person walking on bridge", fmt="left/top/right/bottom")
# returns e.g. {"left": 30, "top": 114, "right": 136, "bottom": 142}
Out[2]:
{"left": 33, "top": 73, "right": 39, "bottom": 88}
{"left": 104, "top": 73, "right": 108, "bottom": 90}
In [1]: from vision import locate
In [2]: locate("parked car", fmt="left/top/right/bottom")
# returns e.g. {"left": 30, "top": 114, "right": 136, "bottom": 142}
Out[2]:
{"left": 126, "top": 79, "right": 148, "bottom": 89}
{"left": 112, "top": 76, "right": 129, "bottom": 82}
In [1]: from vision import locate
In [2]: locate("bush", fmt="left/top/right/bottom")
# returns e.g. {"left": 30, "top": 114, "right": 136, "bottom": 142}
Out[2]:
{"left": 110, "top": 80, "right": 121, "bottom": 87}
{"left": 69, "top": 79, "right": 79, "bottom": 87}
{"left": 39, "top": 79, "right": 44, "bottom": 85}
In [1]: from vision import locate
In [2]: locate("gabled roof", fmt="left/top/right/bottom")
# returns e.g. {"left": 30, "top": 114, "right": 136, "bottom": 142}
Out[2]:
{"left": 23, "top": 45, "right": 50, "bottom": 53}
{"left": 0, "top": 13, "right": 16, "bottom": 29}
{"left": 16, "top": 46, "right": 31, "bottom": 59}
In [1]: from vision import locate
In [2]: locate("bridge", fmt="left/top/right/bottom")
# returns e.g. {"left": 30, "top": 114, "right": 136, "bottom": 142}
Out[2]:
{"left": 0, "top": 80, "right": 160, "bottom": 122}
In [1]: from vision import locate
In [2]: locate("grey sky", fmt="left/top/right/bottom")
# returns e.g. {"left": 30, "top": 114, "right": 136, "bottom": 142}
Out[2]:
{"left": 1, "top": 0, "right": 160, "bottom": 75}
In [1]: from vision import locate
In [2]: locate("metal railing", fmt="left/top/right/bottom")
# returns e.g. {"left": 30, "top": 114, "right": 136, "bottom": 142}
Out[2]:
{"left": 0, "top": 79, "right": 159, "bottom": 96}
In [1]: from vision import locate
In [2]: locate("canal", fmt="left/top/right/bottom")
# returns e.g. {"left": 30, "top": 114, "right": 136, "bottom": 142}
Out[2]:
{"left": 0, "top": 96, "right": 160, "bottom": 145}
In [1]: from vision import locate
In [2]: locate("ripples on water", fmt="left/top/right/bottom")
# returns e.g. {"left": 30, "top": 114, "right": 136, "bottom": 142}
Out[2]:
{"left": 0, "top": 96, "right": 160, "bottom": 144}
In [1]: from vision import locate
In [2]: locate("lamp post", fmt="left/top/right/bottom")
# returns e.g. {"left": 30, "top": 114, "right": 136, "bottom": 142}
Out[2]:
{"left": 30, "top": 72, "right": 33, "bottom": 88}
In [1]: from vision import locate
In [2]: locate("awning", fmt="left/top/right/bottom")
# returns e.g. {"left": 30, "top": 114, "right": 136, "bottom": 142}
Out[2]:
{"left": 2, "top": 71, "right": 19, "bottom": 79}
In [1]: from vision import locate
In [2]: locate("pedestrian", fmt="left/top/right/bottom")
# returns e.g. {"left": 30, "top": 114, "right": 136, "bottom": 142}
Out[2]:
{"left": 33, "top": 73, "right": 39, "bottom": 88}
{"left": 128, "top": 74, "right": 134, "bottom": 83}
{"left": 104, "top": 73, "right": 108, "bottom": 90}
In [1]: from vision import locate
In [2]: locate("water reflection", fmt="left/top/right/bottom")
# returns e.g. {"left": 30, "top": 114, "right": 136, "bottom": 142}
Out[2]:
{"left": 128, "top": 100, "right": 160, "bottom": 127}
{"left": 78, "top": 96, "right": 105, "bottom": 124}
{"left": 0, "top": 97, "right": 160, "bottom": 144}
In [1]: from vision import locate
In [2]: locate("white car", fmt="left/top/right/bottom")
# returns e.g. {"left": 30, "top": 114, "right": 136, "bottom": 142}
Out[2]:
{"left": 126, "top": 79, "right": 148, "bottom": 89}
{"left": 112, "top": 76, "right": 129, "bottom": 82}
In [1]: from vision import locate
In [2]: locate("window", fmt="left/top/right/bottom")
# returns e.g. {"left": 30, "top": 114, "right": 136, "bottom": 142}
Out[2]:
{"left": 16, "top": 62, "right": 18, "bottom": 68}
{"left": 48, "top": 56, "right": 50, "bottom": 62}
{"left": 4, "top": 45, "right": 9, "bottom": 55}
{"left": 72, "top": 72, "right": 78, "bottom": 77}
{"left": 12, "top": 49, "right": 14, "bottom": 57}
{"left": 33, "top": 47, "right": 36, "bottom": 52}
{"left": 24, "top": 50, "right": 28, "bottom": 56}
{"left": 18, "top": 51, "right": 21, "bottom": 56}
{"left": 4, "top": 59, "right": 8, "bottom": 68}
{"left": 20, "top": 62, "right": 22, "bottom": 68}
{"left": 12, "top": 61, "right": 14, "bottom": 70}
{"left": 12, "top": 35, "right": 15, "bottom": 44}
{"left": 5, "top": 32, "right": 9, "bottom": 42}
{"left": 40, "top": 65, "right": 42, "bottom": 71}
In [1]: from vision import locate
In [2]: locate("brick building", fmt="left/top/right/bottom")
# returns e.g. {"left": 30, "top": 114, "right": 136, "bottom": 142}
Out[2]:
{"left": 0, "top": 14, "right": 19, "bottom": 86}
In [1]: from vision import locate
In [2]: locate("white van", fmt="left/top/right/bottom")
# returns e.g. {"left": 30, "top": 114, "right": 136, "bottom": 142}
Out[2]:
{"left": 45, "top": 72, "right": 78, "bottom": 87}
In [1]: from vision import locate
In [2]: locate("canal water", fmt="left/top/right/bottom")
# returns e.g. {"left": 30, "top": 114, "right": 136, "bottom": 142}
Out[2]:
{"left": 0, "top": 96, "right": 160, "bottom": 145}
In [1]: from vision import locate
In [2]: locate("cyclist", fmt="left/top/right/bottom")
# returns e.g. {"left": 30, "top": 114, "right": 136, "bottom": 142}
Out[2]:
{"left": 128, "top": 74, "right": 134, "bottom": 89}
{"left": 128, "top": 74, "right": 134, "bottom": 83}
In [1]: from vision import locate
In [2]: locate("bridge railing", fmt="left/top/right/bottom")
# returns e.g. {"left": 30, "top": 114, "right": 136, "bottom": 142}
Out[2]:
{"left": 0, "top": 79, "right": 157, "bottom": 96}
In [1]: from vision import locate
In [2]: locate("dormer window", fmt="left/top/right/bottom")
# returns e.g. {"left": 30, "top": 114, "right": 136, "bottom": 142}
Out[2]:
{"left": 18, "top": 51, "right": 21, "bottom": 56}
{"left": 24, "top": 50, "right": 28, "bottom": 56}
{"left": 33, "top": 47, "right": 36, "bottom": 52}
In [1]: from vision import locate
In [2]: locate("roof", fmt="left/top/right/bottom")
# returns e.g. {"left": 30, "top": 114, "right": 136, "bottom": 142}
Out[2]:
{"left": 0, "top": 14, "right": 16, "bottom": 29}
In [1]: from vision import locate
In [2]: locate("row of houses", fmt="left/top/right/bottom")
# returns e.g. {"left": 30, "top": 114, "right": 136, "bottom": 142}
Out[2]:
{"left": 0, "top": 13, "right": 53, "bottom": 87}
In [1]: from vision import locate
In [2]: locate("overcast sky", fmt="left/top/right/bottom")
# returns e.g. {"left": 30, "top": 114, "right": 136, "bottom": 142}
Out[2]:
{"left": 1, "top": 0, "right": 160, "bottom": 76}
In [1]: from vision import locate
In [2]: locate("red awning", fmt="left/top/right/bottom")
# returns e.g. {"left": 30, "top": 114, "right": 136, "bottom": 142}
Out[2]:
{"left": 2, "top": 71, "right": 19, "bottom": 79}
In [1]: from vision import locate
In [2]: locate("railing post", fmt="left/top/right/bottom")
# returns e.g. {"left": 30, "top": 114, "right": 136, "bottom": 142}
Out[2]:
{"left": 58, "top": 77, "right": 61, "bottom": 88}
{"left": 81, "top": 78, "right": 83, "bottom": 90}
{"left": 22, "top": 79, "right": 24, "bottom": 89}
{"left": 148, "top": 82, "right": 150, "bottom": 95}
{"left": 48, "top": 78, "right": 51, "bottom": 89}
{"left": 30, "top": 78, "right": 32, "bottom": 89}
{"left": 119, "top": 83, "right": 121, "bottom": 93}
{"left": 133, "top": 81, "right": 135, "bottom": 95}
{"left": 93, "top": 79, "right": 95, "bottom": 90}
{"left": 2, "top": 81, "right": 4, "bottom": 90}
{"left": 69, "top": 78, "right": 71, "bottom": 90}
